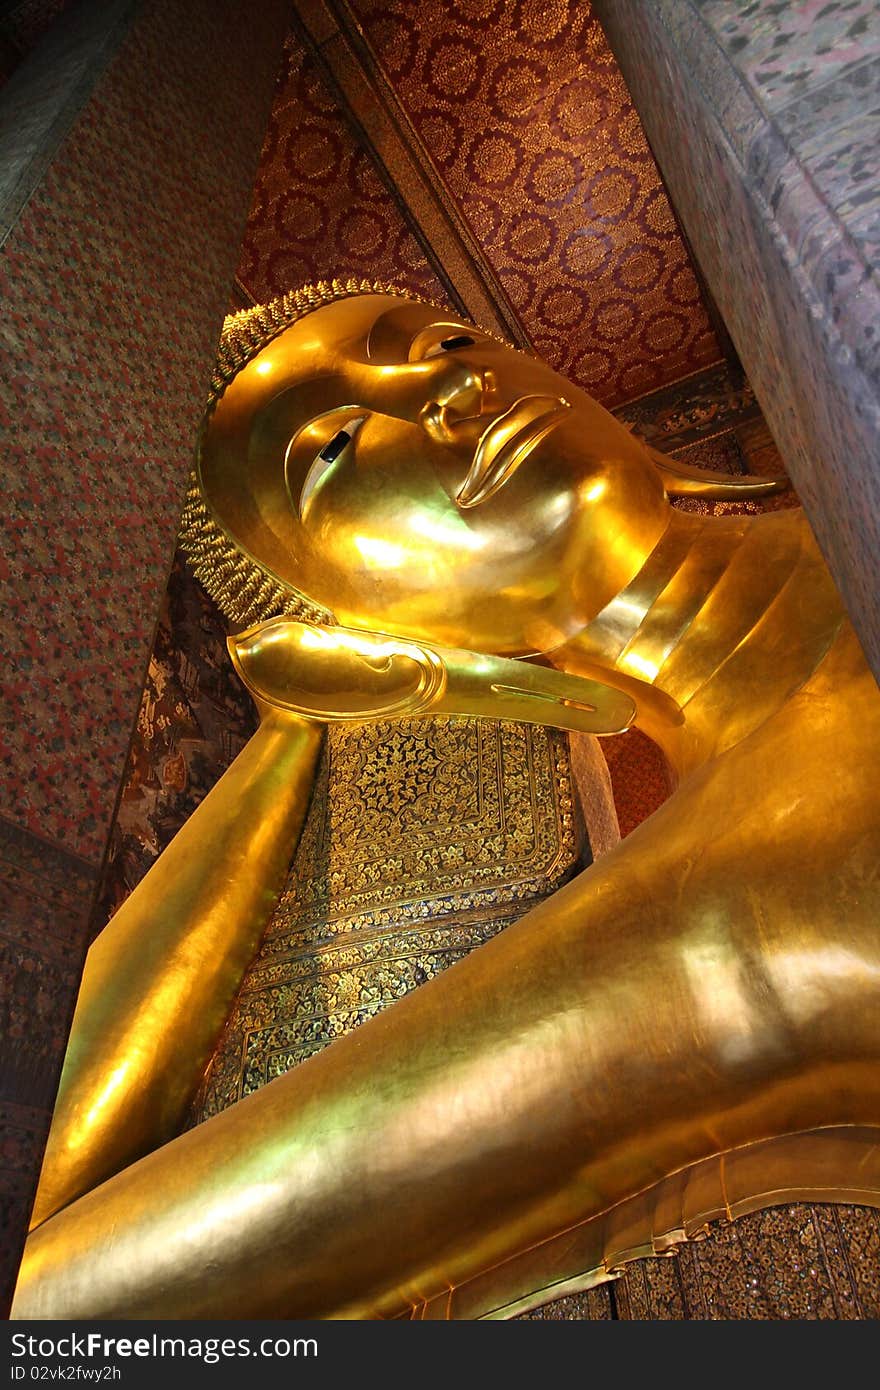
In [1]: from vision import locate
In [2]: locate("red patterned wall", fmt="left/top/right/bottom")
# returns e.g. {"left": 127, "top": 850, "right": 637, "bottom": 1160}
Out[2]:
{"left": 1, "top": 0, "right": 288, "bottom": 865}
{"left": 346, "top": 0, "right": 721, "bottom": 405}
{"left": 237, "top": 36, "right": 447, "bottom": 304}
{"left": 237, "top": 6, "right": 722, "bottom": 408}
{"left": 0, "top": 0, "right": 292, "bottom": 1309}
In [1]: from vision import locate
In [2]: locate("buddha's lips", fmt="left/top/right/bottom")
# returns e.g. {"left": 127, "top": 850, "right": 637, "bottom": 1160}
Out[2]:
{"left": 456, "top": 395, "right": 570, "bottom": 508}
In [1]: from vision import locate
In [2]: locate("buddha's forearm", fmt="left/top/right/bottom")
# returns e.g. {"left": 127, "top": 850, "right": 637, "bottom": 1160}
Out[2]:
{"left": 29, "top": 712, "right": 322, "bottom": 1230}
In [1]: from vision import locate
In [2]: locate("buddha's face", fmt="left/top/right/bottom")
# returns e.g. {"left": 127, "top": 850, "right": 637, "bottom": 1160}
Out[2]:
{"left": 200, "top": 294, "right": 669, "bottom": 655}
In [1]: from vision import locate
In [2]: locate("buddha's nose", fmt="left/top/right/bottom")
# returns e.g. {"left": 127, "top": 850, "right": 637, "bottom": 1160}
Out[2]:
{"left": 419, "top": 368, "right": 496, "bottom": 446}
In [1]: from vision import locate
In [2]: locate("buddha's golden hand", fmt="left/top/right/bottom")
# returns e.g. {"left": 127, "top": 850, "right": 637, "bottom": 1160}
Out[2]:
{"left": 229, "top": 617, "right": 635, "bottom": 738}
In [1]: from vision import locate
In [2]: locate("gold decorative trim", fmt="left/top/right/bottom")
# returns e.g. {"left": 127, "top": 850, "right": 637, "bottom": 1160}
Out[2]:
{"left": 411, "top": 1126, "right": 880, "bottom": 1319}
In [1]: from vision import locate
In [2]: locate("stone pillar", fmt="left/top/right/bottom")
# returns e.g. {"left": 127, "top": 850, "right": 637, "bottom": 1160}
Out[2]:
{"left": 0, "top": 0, "right": 289, "bottom": 1310}
{"left": 594, "top": 0, "right": 880, "bottom": 681}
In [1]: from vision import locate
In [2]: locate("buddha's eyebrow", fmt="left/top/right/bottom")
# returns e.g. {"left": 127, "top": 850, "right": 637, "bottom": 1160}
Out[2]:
{"left": 436, "top": 334, "right": 475, "bottom": 352}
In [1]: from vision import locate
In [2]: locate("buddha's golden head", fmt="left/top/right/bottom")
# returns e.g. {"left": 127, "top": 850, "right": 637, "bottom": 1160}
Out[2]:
{"left": 183, "top": 281, "right": 773, "bottom": 656}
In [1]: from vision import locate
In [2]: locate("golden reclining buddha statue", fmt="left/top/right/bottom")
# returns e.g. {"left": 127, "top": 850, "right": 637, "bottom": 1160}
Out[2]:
{"left": 13, "top": 281, "right": 880, "bottom": 1319}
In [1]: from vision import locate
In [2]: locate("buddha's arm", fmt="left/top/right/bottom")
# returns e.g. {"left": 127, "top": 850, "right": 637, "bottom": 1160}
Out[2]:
{"left": 15, "top": 634, "right": 880, "bottom": 1319}
{"left": 29, "top": 623, "right": 635, "bottom": 1235}
{"left": 29, "top": 710, "right": 322, "bottom": 1230}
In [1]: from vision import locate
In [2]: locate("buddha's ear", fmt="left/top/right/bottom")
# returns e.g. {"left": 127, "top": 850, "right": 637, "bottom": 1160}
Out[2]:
{"left": 644, "top": 442, "right": 789, "bottom": 500}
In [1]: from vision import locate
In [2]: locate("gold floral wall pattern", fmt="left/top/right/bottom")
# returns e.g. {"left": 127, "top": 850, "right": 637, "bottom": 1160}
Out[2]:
{"left": 192, "top": 718, "right": 583, "bottom": 1122}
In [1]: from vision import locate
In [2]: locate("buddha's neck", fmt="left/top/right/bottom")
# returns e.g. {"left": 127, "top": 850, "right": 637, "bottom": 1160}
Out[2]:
{"left": 552, "top": 506, "right": 845, "bottom": 777}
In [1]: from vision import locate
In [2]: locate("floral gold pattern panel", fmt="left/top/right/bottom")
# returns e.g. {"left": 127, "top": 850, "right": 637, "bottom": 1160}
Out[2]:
{"left": 345, "top": 0, "right": 721, "bottom": 405}
{"left": 613, "top": 1203, "right": 880, "bottom": 1320}
{"left": 191, "top": 716, "right": 582, "bottom": 1122}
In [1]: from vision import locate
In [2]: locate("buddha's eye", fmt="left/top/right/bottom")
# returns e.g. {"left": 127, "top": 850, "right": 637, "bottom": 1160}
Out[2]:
{"left": 407, "top": 324, "right": 480, "bottom": 362}
{"left": 422, "top": 334, "right": 476, "bottom": 358}
{"left": 319, "top": 427, "right": 356, "bottom": 464}
{"left": 298, "top": 415, "right": 365, "bottom": 518}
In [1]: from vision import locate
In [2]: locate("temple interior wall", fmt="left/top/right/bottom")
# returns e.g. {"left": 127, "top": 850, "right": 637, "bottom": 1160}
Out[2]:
{"left": 0, "top": 0, "right": 291, "bottom": 1309}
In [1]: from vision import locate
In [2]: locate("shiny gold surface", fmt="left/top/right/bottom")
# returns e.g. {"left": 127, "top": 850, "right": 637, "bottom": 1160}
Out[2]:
{"left": 182, "top": 282, "right": 778, "bottom": 645}
{"left": 14, "top": 287, "right": 880, "bottom": 1319}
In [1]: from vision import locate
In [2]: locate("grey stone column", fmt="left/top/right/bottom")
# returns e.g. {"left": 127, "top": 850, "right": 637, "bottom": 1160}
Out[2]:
{"left": 594, "top": 0, "right": 880, "bottom": 680}
{"left": 0, "top": 0, "right": 289, "bottom": 1310}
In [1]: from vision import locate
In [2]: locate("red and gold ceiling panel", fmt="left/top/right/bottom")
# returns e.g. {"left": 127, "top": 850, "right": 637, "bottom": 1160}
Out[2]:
{"left": 238, "top": 1, "right": 723, "bottom": 407}
{"left": 237, "top": 37, "right": 448, "bottom": 306}
{"left": 345, "top": 0, "right": 721, "bottom": 405}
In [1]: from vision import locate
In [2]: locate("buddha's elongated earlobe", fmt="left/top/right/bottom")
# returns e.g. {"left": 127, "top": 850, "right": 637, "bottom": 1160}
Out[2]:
{"left": 645, "top": 442, "right": 789, "bottom": 499}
